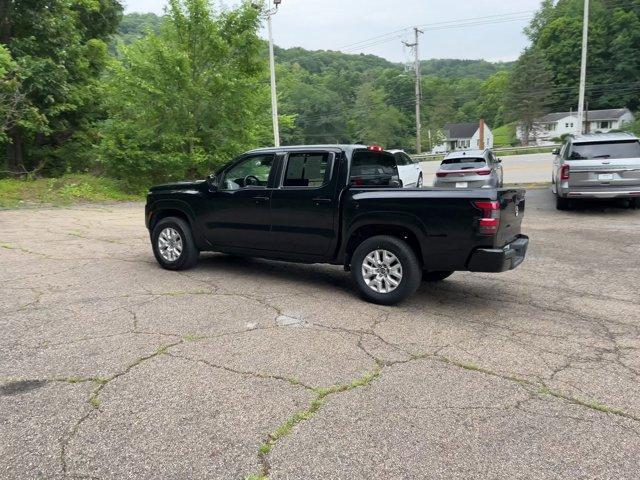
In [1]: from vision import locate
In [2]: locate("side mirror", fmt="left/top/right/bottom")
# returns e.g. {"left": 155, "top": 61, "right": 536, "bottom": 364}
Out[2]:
{"left": 207, "top": 173, "right": 219, "bottom": 191}
{"left": 552, "top": 148, "right": 560, "bottom": 156}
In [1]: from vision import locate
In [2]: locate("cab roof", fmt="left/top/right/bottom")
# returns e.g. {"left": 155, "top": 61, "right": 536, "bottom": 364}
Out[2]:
{"left": 247, "top": 144, "right": 369, "bottom": 155}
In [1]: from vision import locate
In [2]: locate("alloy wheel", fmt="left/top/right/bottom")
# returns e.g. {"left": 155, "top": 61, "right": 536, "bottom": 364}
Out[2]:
{"left": 361, "top": 249, "right": 403, "bottom": 293}
{"left": 158, "top": 227, "right": 183, "bottom": 262}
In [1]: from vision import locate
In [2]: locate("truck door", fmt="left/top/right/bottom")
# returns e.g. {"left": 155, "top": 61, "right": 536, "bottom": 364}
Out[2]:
{"left": 269, "top": 151, "right": 338, "bottom": 257}
{"left": 203, "top": 153, "right": 277, "bottom": 251}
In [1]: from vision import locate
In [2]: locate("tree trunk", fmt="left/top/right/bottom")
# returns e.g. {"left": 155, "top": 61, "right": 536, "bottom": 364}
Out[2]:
{"left": 0, "top": 0, "right": 12, "bottom": 45}
{"left": 5, "top": 126, "right": 22, "bottom": 172}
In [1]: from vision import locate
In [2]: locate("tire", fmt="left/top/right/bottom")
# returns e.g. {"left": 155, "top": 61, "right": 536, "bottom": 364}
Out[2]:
{"left": 629, "top": 198, "right": 639, "bottom": 210}
{"left": 416, "top": 173, "right": 424, "bottom": 188}
{"left": 151, "top": 217, "right": 199, "bottom": 270}
{"left": 556, "top": 195, "right": 571, "bottom": 211}
{"left": 351, "top": 235, "right": 421, "bottom": 305}
{"left": 422, "top": 271, "right": 454, "bottom": 282}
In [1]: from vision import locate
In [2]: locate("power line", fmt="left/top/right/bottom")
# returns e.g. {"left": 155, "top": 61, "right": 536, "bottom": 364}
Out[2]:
{"left": 338, "top": 14, "right": 532, "bottom": 53}
{"left": 338, "top": 10, "right": 535, "bottom": 51}
{"left": 280, "top": 81, "right": 640, "bottom": 126}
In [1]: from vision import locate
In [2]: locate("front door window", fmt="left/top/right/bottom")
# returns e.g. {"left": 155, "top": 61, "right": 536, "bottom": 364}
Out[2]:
{"left": 220, "top": 155, "right": 274, "bottom": 190}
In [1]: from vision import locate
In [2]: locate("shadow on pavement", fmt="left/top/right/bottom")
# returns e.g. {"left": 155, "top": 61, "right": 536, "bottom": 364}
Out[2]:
{"left": 197, "top": 253, "right": 355, "bottom": 294}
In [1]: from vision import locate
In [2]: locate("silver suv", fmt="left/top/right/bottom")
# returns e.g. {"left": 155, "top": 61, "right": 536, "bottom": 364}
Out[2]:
{"left": 552, "top": 133, "right": 640, "bottom": 210}
{"left": 434, "top": 149, "right": 503, "bottom": 189}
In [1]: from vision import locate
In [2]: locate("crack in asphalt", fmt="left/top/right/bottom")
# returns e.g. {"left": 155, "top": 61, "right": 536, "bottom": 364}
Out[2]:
{"left": 2, "top": 205, "right": 639, "bottom": 479}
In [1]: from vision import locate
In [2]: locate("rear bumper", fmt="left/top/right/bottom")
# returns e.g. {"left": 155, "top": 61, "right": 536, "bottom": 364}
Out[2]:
{"left": 467, "top": 235, "right": 529, "bottom": 273}
{"left": 434, "top": 179, "right": 495, "bottom": 189}
{"left": 558, "top": 185, "right": 640, "bottom": 199}
{"left": 561, "top": 189, "right": 640, "bottom": 199}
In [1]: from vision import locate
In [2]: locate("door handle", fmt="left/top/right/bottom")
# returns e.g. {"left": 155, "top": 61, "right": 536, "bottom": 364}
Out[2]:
{"left": 313, "top": 197, "right": 332, "bottom": 204}
{"left": 253, "top": 196, "right": 270, "bottom": 202}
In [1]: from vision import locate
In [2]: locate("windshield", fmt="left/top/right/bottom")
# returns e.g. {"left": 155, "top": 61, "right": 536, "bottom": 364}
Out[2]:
{"left": 440, "top": 157, "right": 487, "bottom": 171}
{"left": 569, "top": 141, "right": 640, "bottom": 160}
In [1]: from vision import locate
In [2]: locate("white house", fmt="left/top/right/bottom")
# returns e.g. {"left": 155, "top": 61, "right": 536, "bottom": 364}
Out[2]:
{"left": 432, "top": 121, "right": 493, "bottom": 153}
{"left": 517, "top": 108, "right": 635, "bottom": 145}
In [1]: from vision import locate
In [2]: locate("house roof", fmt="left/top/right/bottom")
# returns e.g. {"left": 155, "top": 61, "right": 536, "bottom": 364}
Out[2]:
{"left": 539, "top": 108, "right": 632, "bottom": 123}
{"left": 443, "top": 122, "right": 483, "bottom": 139}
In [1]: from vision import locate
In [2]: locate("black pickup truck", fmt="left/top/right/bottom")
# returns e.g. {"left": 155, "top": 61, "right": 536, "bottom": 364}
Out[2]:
{"left": 145, "top": 145, "right": 529, "bottom": 304}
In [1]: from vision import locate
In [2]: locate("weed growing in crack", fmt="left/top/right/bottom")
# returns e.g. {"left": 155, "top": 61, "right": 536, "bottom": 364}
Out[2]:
{"left": 251, "top": 367, "right": 382, "bottom": 478}
{"left": 155, "top": 345, "right": 171, "bottom": 355}
{"left": 65, "top": 376, "right": 85, "bottom": 384}
{"left": 258, "top": 443, "right": 271, "bottom": 455}
{"left": 182, "top": 333, "right": 206, "bottom": 342}
{"left": 89, "top": 394, "right": 101, "bottom": 409}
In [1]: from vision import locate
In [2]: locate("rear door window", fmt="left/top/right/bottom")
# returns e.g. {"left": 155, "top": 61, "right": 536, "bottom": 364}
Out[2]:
{"left": 351, "top": 150, "right": 399, "bottom": 186}
{"left": 394, "top": 153, "right": 407, "bottom": 166}
{"left": 569, "top": 141, "right": 640, "bottom": 160}
{"left": 283, "top": 152, "right": 331, "bottom": 188}
{"left": 440, "top": 157, "right": 487, "bottom": 171}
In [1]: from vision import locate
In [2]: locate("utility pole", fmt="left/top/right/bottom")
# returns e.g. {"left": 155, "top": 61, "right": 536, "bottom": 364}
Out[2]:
{"left": 266, "top": 0, "right": 281, "bottom": 147}
{"left": 403, "top": 27, "right": 424, "bottom": 154}
{"left": 577, "top": 0, "right": 589, "bottom": 135}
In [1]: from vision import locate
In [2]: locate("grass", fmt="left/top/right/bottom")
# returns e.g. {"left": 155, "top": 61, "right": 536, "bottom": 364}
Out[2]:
{"left": 495, "top": 146, "right": 557, "bottom": 157}
{"left": 493, "top": 123, "right": 517, "bottom": 148}
{"left": 0, "top": 174, "right": 142, "bottom": 208}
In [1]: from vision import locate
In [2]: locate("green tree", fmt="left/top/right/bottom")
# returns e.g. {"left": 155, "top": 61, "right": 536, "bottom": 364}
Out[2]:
{"left": 505, "top": 48, "right": 554, "bottom": 145}
{"left": 349, "top": 83, "right": 405, "bottom": 148}
{"left": 99, "top": 0, "right": 269, "bottom": 189}
{"left": 478, "top": 71, "right": 510, "bottom": 128}
{"left": 0, "top": 0, "right": 122, "bottom": 174}
{"left": 110, "top": 12, "right": 163, "bottom": 55}
{"left": 525, "top": 0, "right": 640, "bottom": 111}
{"left": 278, "top": 63, "right": 349, "bottom": 145}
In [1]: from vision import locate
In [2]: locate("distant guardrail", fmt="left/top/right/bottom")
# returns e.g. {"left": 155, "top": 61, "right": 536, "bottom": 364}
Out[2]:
{"left": 410, "top": 144, "right": 561, "bottom": 163}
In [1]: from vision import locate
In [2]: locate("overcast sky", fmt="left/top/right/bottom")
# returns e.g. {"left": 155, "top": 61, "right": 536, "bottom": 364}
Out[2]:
{"left": 122, "top": 0, "right": 542, "bottom": 63}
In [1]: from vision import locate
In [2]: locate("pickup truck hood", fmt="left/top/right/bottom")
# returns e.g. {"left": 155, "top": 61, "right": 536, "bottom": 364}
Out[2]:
{"left": 149, "top": 180, "right": 206, "bottom": 193}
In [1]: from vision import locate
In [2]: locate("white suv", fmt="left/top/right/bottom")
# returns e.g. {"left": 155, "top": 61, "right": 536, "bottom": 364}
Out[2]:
{"left": 388, "top": 149, "right": 423, "bottom": 188}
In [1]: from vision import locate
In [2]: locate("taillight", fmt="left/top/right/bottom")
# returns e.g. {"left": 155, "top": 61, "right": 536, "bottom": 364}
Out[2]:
{"left": 476, "top": 168, "right": 491, "bottom": 176}
{"left": 368, "top": 145, "right": 383, "bottom": 152}
{"left": 436, "top": 172, "right": 448, "bottom": 177}
{"left": 474, "top": 200, "right": 500, "bottom": 235}
{"left": 560, "top": 164, "right": 570, "bottom": 180}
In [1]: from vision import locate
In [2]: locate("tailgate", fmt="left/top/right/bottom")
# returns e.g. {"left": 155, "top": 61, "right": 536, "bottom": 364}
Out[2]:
{"left": 496, "top": 189, "right": 525, "bottom": 246}
{"left": 568, "top": 158, "right": 640, "bottom": 189}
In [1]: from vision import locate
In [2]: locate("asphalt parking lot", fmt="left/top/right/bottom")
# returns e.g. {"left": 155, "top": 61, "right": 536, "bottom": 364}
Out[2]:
{"left": 1, "top": 188, "right": 640, "bottom": 479}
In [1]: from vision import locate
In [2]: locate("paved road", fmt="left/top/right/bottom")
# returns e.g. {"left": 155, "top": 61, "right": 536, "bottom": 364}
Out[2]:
{"left": 421, "top": 152, "right": 554, "bottom": 185}
{"left": 1, "top": 191, "right": 640, "bottom": 479}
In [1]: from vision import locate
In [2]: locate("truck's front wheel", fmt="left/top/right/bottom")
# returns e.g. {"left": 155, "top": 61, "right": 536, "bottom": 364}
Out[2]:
{"left": 351, "top": 235, "right": 421, "bottom": 305}
{"left": 151, "top": 217, "right": 199, "bottom": 270}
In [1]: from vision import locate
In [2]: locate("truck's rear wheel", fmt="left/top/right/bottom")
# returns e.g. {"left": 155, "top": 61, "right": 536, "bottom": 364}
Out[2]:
{"left": 351, "top": 235, "right": 421, "bottom": 305}
{"left": 151, "top": 217, "right": 199, "bottom": 270}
